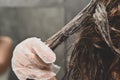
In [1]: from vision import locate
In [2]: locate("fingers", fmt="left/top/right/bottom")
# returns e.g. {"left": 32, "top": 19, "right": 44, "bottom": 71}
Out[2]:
{"left": 12, "top": 37, "right": 60, "bottom": 80}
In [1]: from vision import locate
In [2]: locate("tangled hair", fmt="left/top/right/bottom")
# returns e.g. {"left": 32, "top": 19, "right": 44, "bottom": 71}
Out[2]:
{"left": 62, "top": 0, "right": 120, "bottom": 80}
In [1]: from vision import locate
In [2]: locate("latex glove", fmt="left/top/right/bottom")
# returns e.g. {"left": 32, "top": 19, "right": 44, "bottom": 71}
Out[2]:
{"left": 12, "top": 37, "right": 60, "bottom": 80}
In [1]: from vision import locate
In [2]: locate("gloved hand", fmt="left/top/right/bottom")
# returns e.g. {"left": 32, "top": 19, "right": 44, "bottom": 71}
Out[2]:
{"left": 12, "top": 37, "right": 60, "bottom": 80}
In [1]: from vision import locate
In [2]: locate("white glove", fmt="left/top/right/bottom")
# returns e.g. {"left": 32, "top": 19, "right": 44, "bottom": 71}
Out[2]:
{"left": 12, "top": 37, "right": 60, "bottom": 80}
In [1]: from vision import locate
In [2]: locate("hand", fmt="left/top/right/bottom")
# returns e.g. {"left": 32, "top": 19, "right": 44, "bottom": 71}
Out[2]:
{"left": 0, "top": 36, "right": 13, "bottom": 74}
{"left": 12, "top": 37, "right": 60, "bottom": 80}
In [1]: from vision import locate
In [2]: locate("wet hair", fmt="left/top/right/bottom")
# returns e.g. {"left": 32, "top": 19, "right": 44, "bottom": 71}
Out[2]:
{"left": 63, "top": 0, "right": 120, "bottom": 80}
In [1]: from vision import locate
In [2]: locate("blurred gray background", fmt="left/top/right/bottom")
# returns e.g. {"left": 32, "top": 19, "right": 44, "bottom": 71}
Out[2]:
{"left": 0, "top": 0, "right": 90, "bottom": 80}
